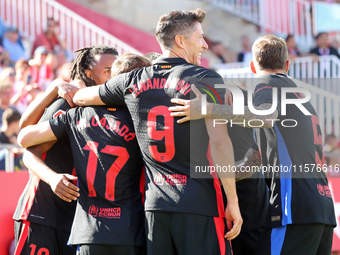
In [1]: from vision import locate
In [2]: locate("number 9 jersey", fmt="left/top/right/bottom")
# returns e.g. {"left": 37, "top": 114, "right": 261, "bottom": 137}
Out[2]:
{"left": 99, "top": 57, "right": 226, "bottom": 218}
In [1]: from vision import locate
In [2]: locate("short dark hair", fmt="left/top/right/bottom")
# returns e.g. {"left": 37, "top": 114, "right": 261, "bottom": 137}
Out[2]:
{"left": 2, "top": 108, "right": 21, "bottom": 126}
{"left": 143, "top": 52, "right": 162, "bottom": 62}
{"left": 252, "top": 35, "right": 288, "bottom": 70}
{"left": 70, "top": 45, "right": 119, "bottom": 86}
{"left": 155, "top": 8, "right": 206, "bottom": 49}
{"left": 285, "top": 34, "right": 294, "bottom": 42}
{"left": 315, "top": 32, "right": 327, "bottom": 40}
{"left": 47, "top": 17, "right": 57, "bottom": 25}
{"left": 111, "top": 53, "right": 152, "bottom": 77}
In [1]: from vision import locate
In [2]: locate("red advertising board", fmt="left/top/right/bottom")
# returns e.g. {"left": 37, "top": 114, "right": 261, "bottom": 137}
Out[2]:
{"left": 0, "top": 172, "right": 340, "bottom": 254}
{"left": 0, "top": 171, "right": 28, "bottom": 255}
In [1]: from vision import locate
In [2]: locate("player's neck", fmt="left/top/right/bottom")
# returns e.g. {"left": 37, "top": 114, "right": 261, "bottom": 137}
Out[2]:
{"left": 256, "top": 69, "right": 286, "bottom": 76}
{"left": 162, "top": 49, "right": 187, "bottom": 61}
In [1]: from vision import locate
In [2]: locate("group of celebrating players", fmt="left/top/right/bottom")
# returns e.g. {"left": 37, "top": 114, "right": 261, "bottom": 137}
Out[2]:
{"left": 12, "top": 8, "right": 336, "bottom": 255}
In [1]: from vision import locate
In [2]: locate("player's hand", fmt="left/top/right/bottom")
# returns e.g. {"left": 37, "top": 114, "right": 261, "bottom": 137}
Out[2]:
{"left": 57, "top": 82, "right": 80, "bottom": 108}
{"left": 48, "top": 174, "right": 79, "bottom": 202}
{"left": 169, "top": 84, "right": 204, "bottom": 123}
{"left": 70, "top": 79, "right": 86, "bottom": 88}
{"left": 224, "top": 202, "right": 243, "bottom": 240}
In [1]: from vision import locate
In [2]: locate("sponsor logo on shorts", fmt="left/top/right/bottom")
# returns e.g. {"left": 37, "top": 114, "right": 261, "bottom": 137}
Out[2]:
{"left": 317, "top": 184, "right": 332, "bottom": 198}
{"left": 88, "top": 204, "right": 121, "bottom": 219}
{"left": 153, "top": 173, "right": 187, "bottom": 186}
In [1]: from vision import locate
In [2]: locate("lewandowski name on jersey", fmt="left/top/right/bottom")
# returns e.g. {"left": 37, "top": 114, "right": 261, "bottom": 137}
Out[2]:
{"left": 131, "top": 77, "right": 191, "bottom": 98}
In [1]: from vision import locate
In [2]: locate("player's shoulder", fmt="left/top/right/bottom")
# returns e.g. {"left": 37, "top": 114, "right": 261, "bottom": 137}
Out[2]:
{"left": 39, "top": 98, "right": 71, "bottom": 122}
{"left": 48, "top": 97, "right": 71, "bottom": 110}
{"left": 183, "top": 64, "right": 222, "bottom": 79}
{"left": 72, "top": 105, "right": 114, "bottom": 119}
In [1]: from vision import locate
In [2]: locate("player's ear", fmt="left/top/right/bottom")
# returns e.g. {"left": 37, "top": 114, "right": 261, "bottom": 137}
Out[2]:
{"left": 250, "top": 61, "right": 257, "bottom": 74}
{"left": 285, "top": 60, "right": 290, "bottom": 73}
{"left": 85, "top": 69, "right": 93, "bottom": 79}
{"left": 174, "top": 35, "right": 185, "bottom": 49}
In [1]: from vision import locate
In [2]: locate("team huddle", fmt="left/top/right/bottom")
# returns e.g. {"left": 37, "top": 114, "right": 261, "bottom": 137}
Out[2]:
{"left": 13, "top": 8, "right": 335, "bottom": 255}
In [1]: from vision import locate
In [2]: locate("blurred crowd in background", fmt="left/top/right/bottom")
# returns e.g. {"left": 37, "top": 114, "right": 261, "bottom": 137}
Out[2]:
{"left": 0, "top": 14, "right": 339, "bottom": 171}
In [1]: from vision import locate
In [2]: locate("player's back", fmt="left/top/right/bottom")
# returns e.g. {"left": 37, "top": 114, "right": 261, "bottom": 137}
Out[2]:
{"left": 100, "top": 57, "right": 226, "bottom": 217}
{"left": 253, "top": 74, "right": 336, "bottom": 228}
{"left": 49, "top": 105, "right": 145, "bottom": 246}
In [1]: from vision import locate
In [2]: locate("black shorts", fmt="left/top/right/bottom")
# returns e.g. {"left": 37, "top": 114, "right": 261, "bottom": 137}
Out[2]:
{"left": 14, "top": 220, "right": 76, "bottom": 255}
{"left": 145, "top": 211, "right": 232, "bottom": 255}
{"left": 254, "top": 223, "right": 334, "bottom": 255}
{"left": 77, "top": 244, "right": 146, "bottom": 255}
{"left": 231, "top": 227, "right": 264, "bottom": 255}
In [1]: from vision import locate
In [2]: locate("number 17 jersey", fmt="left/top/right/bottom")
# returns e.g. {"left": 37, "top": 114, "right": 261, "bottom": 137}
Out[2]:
{"left": 49, "top": 105, "right": 145, "bottom": 246}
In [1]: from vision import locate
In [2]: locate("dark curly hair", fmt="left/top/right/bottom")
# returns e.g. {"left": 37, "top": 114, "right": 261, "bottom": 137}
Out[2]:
{"left": 70, "top": 45, "right": 118, "bottom": 86}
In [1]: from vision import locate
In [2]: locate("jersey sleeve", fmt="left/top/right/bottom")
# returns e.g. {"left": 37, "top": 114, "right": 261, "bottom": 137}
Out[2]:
{"left": 195, "top": 70, "right": 225, "bottom": 104}
{"left": 253, "top": 82, "right": 281, "bottom": 115}
{"left": 39, "top": 98, "right": 71, "bottom": 123}
{"left": 99, "top": 73, "right": 130, "bottom": 106}
{"left": 49, "top": 109, "right": 74, "bottom": 140}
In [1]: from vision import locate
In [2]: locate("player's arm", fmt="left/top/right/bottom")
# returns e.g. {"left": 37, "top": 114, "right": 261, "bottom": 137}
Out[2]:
{"left": 18, "top": 121, "right": 57, "bottom": 148}
{"left": 235, "top": 146, "right": 262, "bottom": 181}
{"left": 73, "top": 85, "right": 105, "bottom": 106}
{"left": 20, "top": 79, "right": 80, "bottom": 128}
{"left": 169, "top": 85, "right": 278, "bottom": 127}
{"left": 205, "top": 118, "right": 242, "bottom": 240}
{"left": 23, "top": 143, "right": 79, "bottom": 202}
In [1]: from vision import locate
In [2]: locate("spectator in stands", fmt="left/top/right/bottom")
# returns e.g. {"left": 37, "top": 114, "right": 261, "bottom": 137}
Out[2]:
{"left": 237, "top": 35, "right": 252, "bottom": 62}
{"left": 57, "top": 62, "right": 73, "bottom": 82}
{"left": 0, "top": 108, "right": 21, "bottom": 144}
{"left": 0, "top": 67, "right": 16, "bottom": 85}
{"left": 31, "top": 17, "right": 66, "bottom": 57}
{"left": 56, "top": 48, "right": 69, "bottom": 68}
{"left": 324, "top": 133, "right": 340, "bottom": 165}
{"left": 2, "top": 27, "right": 27, "bottom": 66}
{"left": 45, "top": 51, "right": 59, "bottom": 79}
{"left": 309, "top": 32, "right": 340, "bottom": 59}
{"left": 211, "top": 41, "right": 233, "bottom": 63}
{"left": 25, "top": 83, "right": 42, "bottom": 106}
{"left": 0, "top": 82, "right": 16, "bottom": 127}
{"left": 0, "top": 17, "right": 7, "bottom": 43}
{"left": 10, "top": 60, "right": 32, "bottom": 114}
{"left": 331, "top": 38, "right": 340, "bottom": 55}
{"left": 285, "top": 34, "right": 301, "bottom": 60}
{"left": 203, "top": 41, "right": 236, "bottom": 68}
{"left": 29, "top": 46, "right": 53, "bottom": 91}
{"left": 0, "top": 46, "right": 10, "bottom": 71}
{"left": 0, "top": 108, "right": 25, "bottom": 171}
